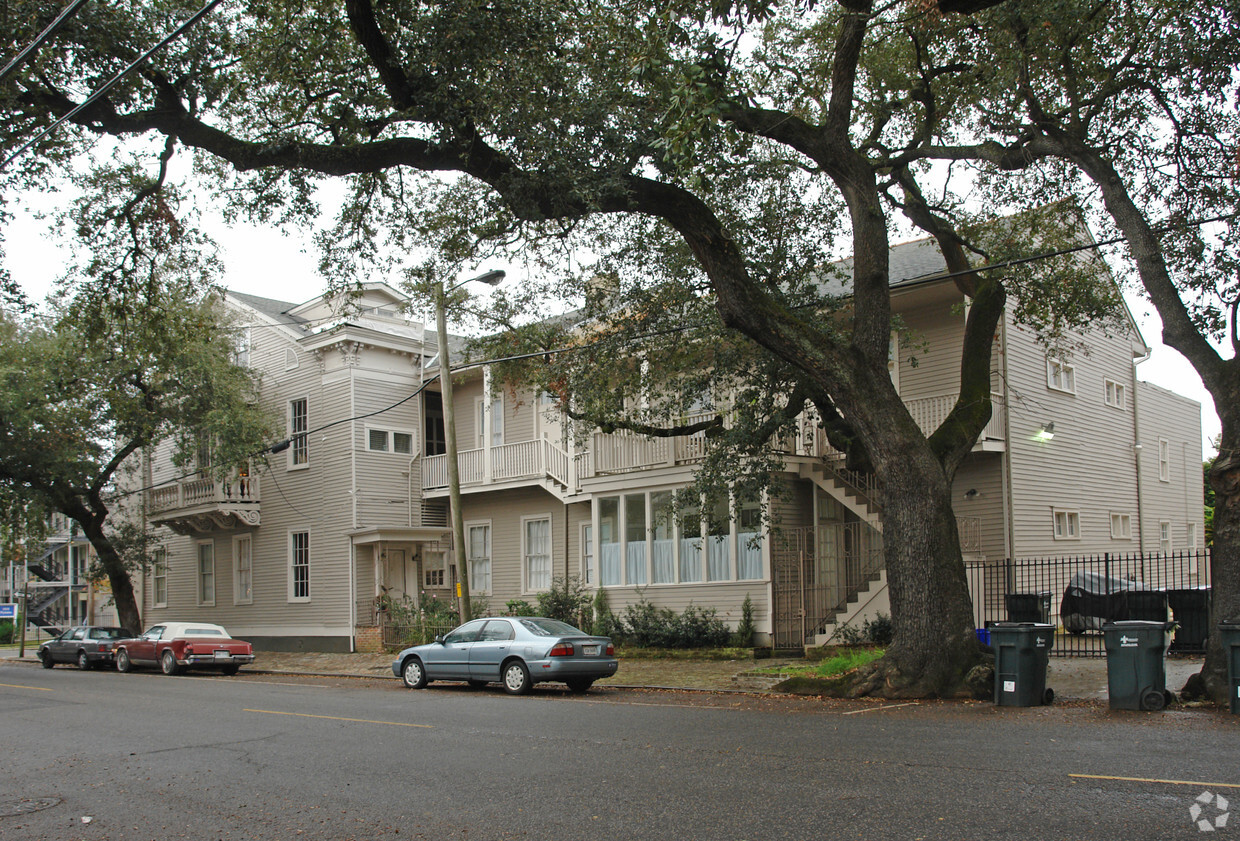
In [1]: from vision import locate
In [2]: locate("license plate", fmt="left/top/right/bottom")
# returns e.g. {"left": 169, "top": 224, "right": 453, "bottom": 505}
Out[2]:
{"left": 214, "top": 650, "right": 232, "bottom": 659}
{"left": 583, "top": 644, "right": 599, "bottom": 656}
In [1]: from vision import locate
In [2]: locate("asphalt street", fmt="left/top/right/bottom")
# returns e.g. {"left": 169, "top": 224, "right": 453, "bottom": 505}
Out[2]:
{"left": 1, "top": 663, "right": 1236, "bottom": 841}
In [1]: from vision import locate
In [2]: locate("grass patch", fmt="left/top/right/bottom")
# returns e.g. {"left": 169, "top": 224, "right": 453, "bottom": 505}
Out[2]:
{"left": 755, "top": 647, "right": 884, "bottom": 678}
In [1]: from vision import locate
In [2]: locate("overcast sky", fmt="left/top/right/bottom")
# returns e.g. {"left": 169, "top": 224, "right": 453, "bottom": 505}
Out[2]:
{"left": 5, "top": 201, "right": 1221, "bottom": 460}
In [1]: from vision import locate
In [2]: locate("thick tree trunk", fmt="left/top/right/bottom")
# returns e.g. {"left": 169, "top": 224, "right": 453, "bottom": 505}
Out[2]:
{"left": 1201, "top": 420, "right": 1240, "bottom": 703}
{"left": 850, "top": 441, "right": 984, "bottom": 697}
{"left": 79, "top": 514, "right": 143, "bottom": 636}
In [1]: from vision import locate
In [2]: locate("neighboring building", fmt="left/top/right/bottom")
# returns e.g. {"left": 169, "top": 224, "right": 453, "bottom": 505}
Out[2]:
{"left": 135, "top": 239, "right": 1205, "bottom": 652}
{"left": 4, "top": 513, "right": 119, "bottom": 638}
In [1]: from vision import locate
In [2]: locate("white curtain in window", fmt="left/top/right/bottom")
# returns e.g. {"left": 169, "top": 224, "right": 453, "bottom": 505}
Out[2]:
{"left": 707, "top": 535, "right": 730, "bottom": 581}
{"left": 652, "top": 539, "right": 674, "bottom": 584}
{"left": 525, "top": 519, "right": 551, "bottom": 590}
{"left": 679, "top": 537, "right": 702, "bottom": 583}
{"left": 737, "top": 532, "right": 763, "bottom": 580}
{"left": 600, "top": 544, "right": 622, "bottom": 586}
{"left": 626, "top": 541, "right": 647, "bottom": 586}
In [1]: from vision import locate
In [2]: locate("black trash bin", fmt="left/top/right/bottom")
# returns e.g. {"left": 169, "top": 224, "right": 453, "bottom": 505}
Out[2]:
{"left": 1120, "top": 590, "right": 1169, "bottom": 622}
{"left": 1005, "top": 592, "right": 1052, "bottom": 624}
{"left": 1102, "top": 620, "right": 1176, "bottom": 711}
{"left": 1220, "top": 621, "right": 1240, "bottom": 715}
{"left": 990, "top": 622, "right": 1055, "bottom": 706}
{"left": 1167, "top": 588, "right": 1211, "bottom": 654}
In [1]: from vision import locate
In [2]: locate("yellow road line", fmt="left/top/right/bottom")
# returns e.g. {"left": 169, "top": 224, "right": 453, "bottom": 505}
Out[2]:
{"left": 1071, "top": 774, "right": 1240, "bottom": 789}
{"left": 0, "top": 682, "right": 52, "bottom": 691}
{"left": 244, "top": 708, "right": 432, "bottom": 728}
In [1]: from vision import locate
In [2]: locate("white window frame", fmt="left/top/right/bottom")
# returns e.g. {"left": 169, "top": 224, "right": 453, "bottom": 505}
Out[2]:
{"left": 365, "top": 426, "right": 415, "bottom": 455}
{"left": 152, "top": 547, "right": 168, "bottom": 608}
{"left": 288, "top": 530, "right": 311, "bottom": 602}
{"left": 233, "top": 535, "right": 253, "bottom": 605}
{"left": 288, "top": 397, "right": 309, "bottom": 469}
{"left": 580, "top": 522, "right": 594, "bottom": 585}
{"left": 284, "top": 348, "right": 299, "bottom": 370}
{"left": 233, "top": 327, "right": 251, "bottom": 367}
{"left": 475, "top": 395, "right": 504, "bottom": 447}
{"left": 1109, "top": 512, "right": 1132, "bottom": 540}
{"left": 423, "top": 550, "right": 446, "bottom": 588}
{"left": 1189, "top": 522, "right": 1199, "bottom": 551}
{"left": 1158, "top": 437, "right": 1171, "bottom": 482}
{"left": 1103, "top": 378, "right": 1126, "bottom": 409}
{"left": 196, "top": 540, "right": 216, "bottom": 606}
{"left": 466, "top": 520, "right": 492, "bottom": 595}
{"left": 1159, "top": 520, "right": 1172, "bottom": 554}
{"left": 523, "top": 515, "right": 553, "bottom": 593}
{"left": 1052, "top": 509, "right": 1080, "bottom": 541}
{"left": 1047, "top": 358, "right": 1076, "bottom": 394}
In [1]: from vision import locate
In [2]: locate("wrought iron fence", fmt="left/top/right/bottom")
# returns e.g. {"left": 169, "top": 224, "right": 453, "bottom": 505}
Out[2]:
{"left": 965, "top": 550, "right": 1211, "bottom": 657}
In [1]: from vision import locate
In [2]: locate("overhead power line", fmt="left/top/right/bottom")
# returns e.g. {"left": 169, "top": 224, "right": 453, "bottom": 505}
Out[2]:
{"left": 1, "top": 0, "right": 227, "bottom": 172}
{"left": 0, "top": 0, "right": 91, "bottom": 85}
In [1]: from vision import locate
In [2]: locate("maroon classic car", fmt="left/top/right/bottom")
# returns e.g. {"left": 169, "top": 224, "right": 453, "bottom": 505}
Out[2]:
{"left": 113, "top": 622, "right": 255, "bottom": 676}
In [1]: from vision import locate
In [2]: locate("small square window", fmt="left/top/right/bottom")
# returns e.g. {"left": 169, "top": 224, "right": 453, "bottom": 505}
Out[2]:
{"left": 1047, "top": 359, "right": 1076, "bottom": 394}
{"left": 1053, "top": 509, "right": 1080, "bottom": 540}
{"left": 368, "top": 429, "right": 389, "bottom": 452}
{"left": 1110, "top": 513, "right": 1131, "bottom": 540}
{"left": 1104, "top": 379, "right": 1126, "bottom": 409}
{"left": 393, "top": 432, "right": 413, "bottom": 454}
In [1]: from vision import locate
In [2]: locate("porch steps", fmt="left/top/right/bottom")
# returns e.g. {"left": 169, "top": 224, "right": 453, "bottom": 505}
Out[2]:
{"left": 796, "top": 462, "right": 882, "bottom": 532}
{"left": 811, "top": 569, "right": 890, "bottom": 647}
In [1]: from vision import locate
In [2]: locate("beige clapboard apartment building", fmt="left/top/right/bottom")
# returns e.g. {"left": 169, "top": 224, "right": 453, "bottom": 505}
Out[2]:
{"left": 135, "top": 237, "right": 1204, "bottom": 652}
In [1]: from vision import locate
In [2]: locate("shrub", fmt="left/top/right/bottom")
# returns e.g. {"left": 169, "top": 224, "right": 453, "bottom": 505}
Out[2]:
{"left": 0, "top": 620, "right": 12, "bottom": 645}
{"left": 536, "top": 576, "right": 591, "bottom": 627}
{"left": 620, "top": 599, "right": 732, "bottom": 648}
{"left": 734, "top": 594, "right": 756, "bottom": 647}
{"left": 506, "top": 599, "right": 536, "bottom": 616}
{"left": 862, "top": 613, "right": 893, "bottom": 645}
{"left": 591, "top": 588, "right": 622, "bottom": 638}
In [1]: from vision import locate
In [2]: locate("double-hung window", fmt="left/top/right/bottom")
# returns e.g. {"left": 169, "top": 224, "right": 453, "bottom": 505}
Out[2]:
{"left": 467, "top": 523, "right": 492, "bottom": 594}
{"left": 152, "top": 548, "right": 168, "bottom": 607}
{"left": 1158, "top": 438, "right": 1171, "bottom": 482}
{"left": 234, "top": 536, "right": 253, "bottom": 604}
{"left": 524, "top": 517, "right": 552, "bottom": 592}
{"left": 197, "top": 541, "right": 216, "bottom": 605}
{"left": 1047, "top": 358, "right": 1076, "bottom": 393}
{"left": 289, "top": 531, "right": 310, "bottom": 601}
{"left": 289, "top": 398, "right": 309, "bottom": 467}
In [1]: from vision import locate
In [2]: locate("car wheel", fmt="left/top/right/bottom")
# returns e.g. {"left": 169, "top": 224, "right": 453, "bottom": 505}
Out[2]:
{"left": 116, "top": 648, "right": 133, "bottom": 673}
{"left": 502, "top": 660, "right": 531, "bottom": 695}
{"left": 77, "top": 650, "right": 92, "bottom": 671}
{"left": 40, "top": 651, "right": 54, "bottom": 669}
{"left": 566, "top": 678, "right": 594, "bottom": 694}
{"left": 160, "top": 650, "right": 180, "bottom": 676}
{"left": 221, "top": 665, "right": 240, "bottom": 676}
{"left": 401, "top": 657, "right": 428, "bottom": 689}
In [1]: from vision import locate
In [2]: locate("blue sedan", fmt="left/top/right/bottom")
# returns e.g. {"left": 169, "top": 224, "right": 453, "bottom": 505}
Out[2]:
{"left": 391, "top": 617, "right": 618, "bottom": 694}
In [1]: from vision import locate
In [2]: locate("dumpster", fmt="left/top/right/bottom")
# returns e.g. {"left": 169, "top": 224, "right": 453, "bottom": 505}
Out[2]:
{"left": 1220, "top": 621, "right": 1240, "bottom": 715}
{"left": 990, "top": 622, "right": 1055, "bottom": 706}
{"left": 1102, "top": 620, "right": 1176, "bottom": 710}
{"left": 1005, "top": 592, "right": 1052, "bottom": 624}
{"left": 1167, "top": 588, "right": 1211, "bottom": 653}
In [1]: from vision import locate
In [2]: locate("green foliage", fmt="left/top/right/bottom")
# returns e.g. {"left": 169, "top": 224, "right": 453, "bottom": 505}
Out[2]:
{"left": 0, "top": 620, "right": 13, "bottom": 645}
{"left": 734, "top": 594, "right": 756, "bottom": 647}
{"left": 833, "top": 613, "right": 893, "bottom": 646}
{"left": 591, "top": 588, "right": 622, "bottom": 638}
{"left": 619, "top": 600, "right": 732, "bottom": 649}
{"left": 535, "top": 576, "right": 592, "bottom": 628}
{"left": 505, "top": 599, "right": 536, "bottom": 616}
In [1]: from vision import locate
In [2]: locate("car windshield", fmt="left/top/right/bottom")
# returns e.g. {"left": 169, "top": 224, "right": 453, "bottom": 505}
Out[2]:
{"left": 519, "top": 619, "right": 585, "bottom": 637}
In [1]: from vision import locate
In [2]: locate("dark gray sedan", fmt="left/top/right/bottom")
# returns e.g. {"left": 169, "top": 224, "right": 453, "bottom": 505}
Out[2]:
{"left": 392, "top": 617, "right": 618, "bottom": 695}
{"left": 38, "top": 625, "right": 128, "bottom": 670}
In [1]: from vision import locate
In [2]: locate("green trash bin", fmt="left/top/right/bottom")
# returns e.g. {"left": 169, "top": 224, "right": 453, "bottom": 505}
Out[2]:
{"left": 990, "top": 622, "right": 1055, "bottom": 706}
{"left": 1102, "top": 620, "right": 1176, "bottom": 711}
{"left": 1220, "top": 621, "right": 1240, "bottom": 715}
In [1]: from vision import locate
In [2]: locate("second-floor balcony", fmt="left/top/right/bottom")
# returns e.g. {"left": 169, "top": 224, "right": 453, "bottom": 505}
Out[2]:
{"left": 422, "top": 392, "right": 1007, "bottom": 498}
{"left": 147, "top": 471, "right": 260, "bottom": 535}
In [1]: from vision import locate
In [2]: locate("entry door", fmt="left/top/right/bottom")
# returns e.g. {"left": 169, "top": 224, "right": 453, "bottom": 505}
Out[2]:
{"left": 383, "top": 549, "right": 409, "bottom": 600}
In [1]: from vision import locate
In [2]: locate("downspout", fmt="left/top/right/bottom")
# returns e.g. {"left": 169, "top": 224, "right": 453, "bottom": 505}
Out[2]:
{"left": 349, "top": 369, "right": 358, "bottom": 652}
{"left": 1000, "top": 313, "right": 1015, "bottom": 563}
{"left": 1133, "top": 347, "right": 1151, "bottom": 553}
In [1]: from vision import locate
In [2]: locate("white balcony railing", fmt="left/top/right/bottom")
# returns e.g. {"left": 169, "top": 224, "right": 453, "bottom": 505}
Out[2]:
{"left": 147, "top": 472, "right": 259, "bottom": 514}
{"left": 420, "top": 395, "right": 1006, "bottom": 494}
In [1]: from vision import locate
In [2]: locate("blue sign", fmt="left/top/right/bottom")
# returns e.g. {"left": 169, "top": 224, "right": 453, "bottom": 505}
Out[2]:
{"left": 0, "top": 603, "right": 16, "bottom": 620}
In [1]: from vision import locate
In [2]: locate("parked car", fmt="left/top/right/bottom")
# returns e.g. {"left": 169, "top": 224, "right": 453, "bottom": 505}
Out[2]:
{"left": 38, "top": 625, "right": 128, "bottom": 670}
{"left": 113, "top": 622, "right": 255, "bottom": 676}
{"left": 392, "top": 617, "right": 618, "bottom": 695}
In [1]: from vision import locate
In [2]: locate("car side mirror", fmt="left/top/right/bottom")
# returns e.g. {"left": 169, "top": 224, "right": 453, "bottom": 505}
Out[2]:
{"left": 434, "top": 634, "right": 444, "bottom": 644}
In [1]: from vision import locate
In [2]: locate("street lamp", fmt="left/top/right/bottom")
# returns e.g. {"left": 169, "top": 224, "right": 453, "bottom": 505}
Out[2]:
{"left": 436, "top": 269, "right": 505, "bottom": 623}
